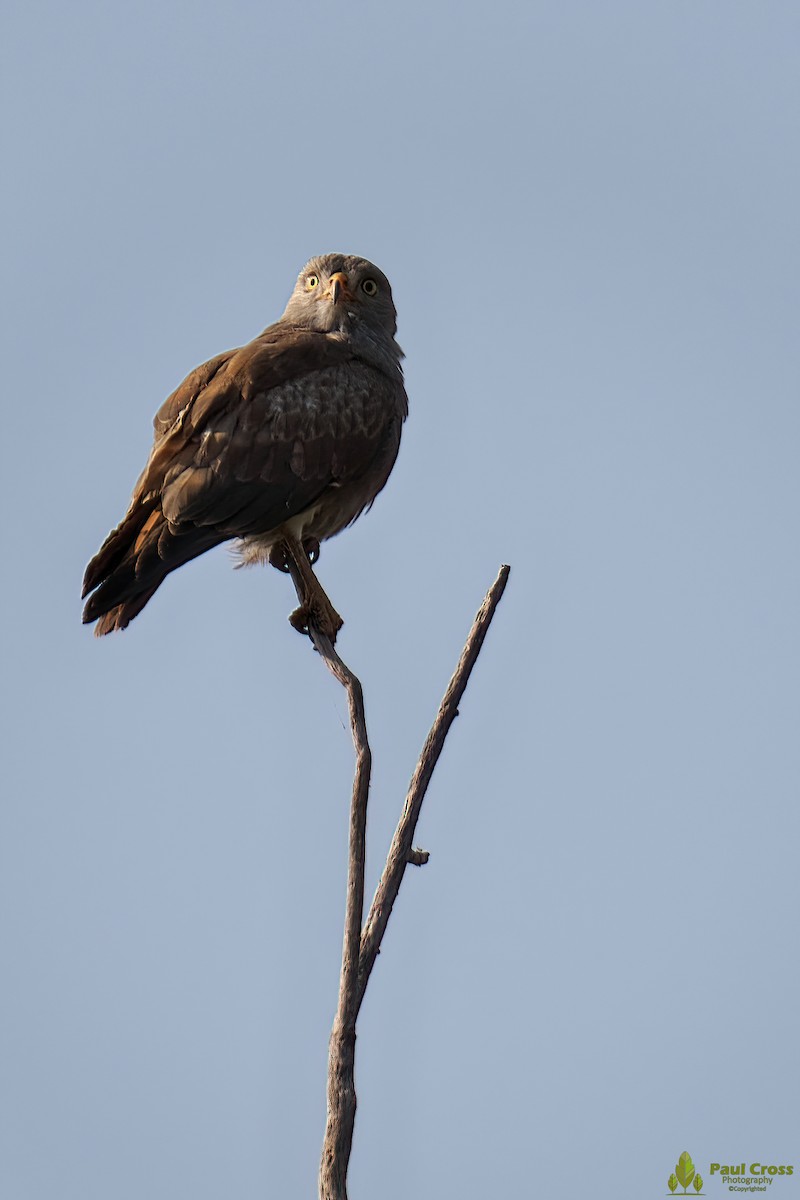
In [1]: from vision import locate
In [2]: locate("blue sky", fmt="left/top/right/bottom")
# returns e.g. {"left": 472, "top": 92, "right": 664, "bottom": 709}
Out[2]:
{"left": 2, "top": 2, "right": 799, "bottom": 1197}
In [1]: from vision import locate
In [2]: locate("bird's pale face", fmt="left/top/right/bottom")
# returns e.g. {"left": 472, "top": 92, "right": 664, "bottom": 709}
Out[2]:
{"left": 282, "top": 253, "right": 398, "bottom": 339}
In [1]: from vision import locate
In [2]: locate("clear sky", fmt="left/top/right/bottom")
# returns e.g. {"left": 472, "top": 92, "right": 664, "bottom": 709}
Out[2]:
{"left": 2, "top": 1, "right": 798, "bottom": 1197}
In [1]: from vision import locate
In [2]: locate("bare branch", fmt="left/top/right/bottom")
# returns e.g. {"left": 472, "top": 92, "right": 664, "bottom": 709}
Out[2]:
{"left": 280, "top": 545, "right": 367, "bottom": 1199}
{"left": 281, "top": 552, "right": 510, "bottom": 1199}
{"left": 305, "top": 628, "right": 369, "bottom": 1200}
{"left": 355, "top": 564, "right": 510, "bottom": 1013}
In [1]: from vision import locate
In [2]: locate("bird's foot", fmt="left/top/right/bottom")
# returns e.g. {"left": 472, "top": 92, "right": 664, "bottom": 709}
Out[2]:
{"left": 303, "top": 537, "right": 320, "bottom": 565}
{"left": 275, "top": 533, "right": 340, "bottom": 641}
{"left": 268, "top": 544, "right": 291, "bottom": 573}
{"left": 289, "top": 593, "right": 344, "bottom": 643}
{"left": 269, "top": 538, "right": 321, "bottom": 573}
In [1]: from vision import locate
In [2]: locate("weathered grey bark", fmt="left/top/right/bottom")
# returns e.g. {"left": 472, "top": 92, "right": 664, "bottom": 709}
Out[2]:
{"left": 281, "top": 544, "right": 510, "bottom": 1200}
{"left": 356, "top": 564, "right": 510, "bottom": 1015}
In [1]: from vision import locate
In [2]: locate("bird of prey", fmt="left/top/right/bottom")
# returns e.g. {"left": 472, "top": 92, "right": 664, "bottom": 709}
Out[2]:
{"left": 82, "top": 253, "right": 407, "bottom": 640}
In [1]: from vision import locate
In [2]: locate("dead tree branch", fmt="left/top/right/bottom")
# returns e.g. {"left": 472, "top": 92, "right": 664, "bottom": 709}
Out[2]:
{"left": 309, "top": 629, "right": 368, "bottom": 1200}
{"left": 281, "top": 551, "right": 510, "bottom": 1200}
{"left": 355, "top": 563, "right": 510, "bottom": 1014}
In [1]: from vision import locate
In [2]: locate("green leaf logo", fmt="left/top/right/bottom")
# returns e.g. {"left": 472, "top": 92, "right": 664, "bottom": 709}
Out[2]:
{"left": 668, "top": 1173, "right": 679, "bottom": 1194}
{"left": 693, "top": 1174, "right": 704, "bottom": 1194}
{"left": 676, "top": 1152, "right": 696, "bottom": 1193}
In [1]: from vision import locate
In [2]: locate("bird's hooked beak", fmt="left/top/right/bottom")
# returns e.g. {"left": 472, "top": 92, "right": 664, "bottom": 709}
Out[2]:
{"left": 326, "top": 272, "right": 352, "bottom": 305}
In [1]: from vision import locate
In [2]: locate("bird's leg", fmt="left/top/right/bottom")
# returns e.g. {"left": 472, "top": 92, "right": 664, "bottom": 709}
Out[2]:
{"left": 268, "top": 537, "right": 321, "bottom": 572}
{"left": 278, "top": 534, "right": 343, "bottom": 642}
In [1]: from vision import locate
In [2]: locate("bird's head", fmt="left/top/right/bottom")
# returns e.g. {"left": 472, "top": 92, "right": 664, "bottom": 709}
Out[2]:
{"left": 282, "top": 253, "right": 399, "bottom": 342}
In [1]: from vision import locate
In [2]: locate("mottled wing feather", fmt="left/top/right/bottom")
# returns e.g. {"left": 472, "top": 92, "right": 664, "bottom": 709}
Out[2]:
{"left": 155, "top": 358, "right": 402, "bottom": 538}
{"left": 153, "top": 349, "right": 234, "bottom": 436}
{"left": 136, "top": 326, "right": 355, "bottom": 499}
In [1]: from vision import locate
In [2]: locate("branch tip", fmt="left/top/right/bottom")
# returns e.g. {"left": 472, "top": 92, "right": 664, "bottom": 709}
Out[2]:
{"left": 406, "top": 847, "right": 430, "bottom": 866}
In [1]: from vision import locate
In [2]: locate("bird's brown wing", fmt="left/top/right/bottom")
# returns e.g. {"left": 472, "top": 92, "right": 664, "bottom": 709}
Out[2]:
{"left": 135, "top": 325, "right": 356, "bottom": 500}
{"left": 82, "top": 325, "right": 405, "bottom": 634}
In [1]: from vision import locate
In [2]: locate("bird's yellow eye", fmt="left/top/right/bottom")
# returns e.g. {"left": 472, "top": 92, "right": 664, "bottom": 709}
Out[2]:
{"left": 361, "top": 278, "right": 378, "bottom": 296}
{"left": 306, "top": 274, "right": 319, "bottom": 290}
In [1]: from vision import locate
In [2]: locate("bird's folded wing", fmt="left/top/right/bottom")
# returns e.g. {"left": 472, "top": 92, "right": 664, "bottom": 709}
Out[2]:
{"left": 125, "top": 324, "right": 402, "bottom": 538}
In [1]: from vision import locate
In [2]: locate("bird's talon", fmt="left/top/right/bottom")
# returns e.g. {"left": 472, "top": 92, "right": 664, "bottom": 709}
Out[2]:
{"left": 303, "top": 537, "right": 321, "bottom": 565}
{"left": 288, "top": 598, "right": 343, "bottom": 642}
{"left": 268, "top": 546, "right": 291, "bottom": 573}
{"left": 289, "top": 605, "right": 311, "bottom": 634}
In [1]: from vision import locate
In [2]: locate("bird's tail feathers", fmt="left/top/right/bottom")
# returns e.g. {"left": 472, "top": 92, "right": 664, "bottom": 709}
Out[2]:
{"left": 82, "top": 504, "right": 225, "bottom": 635}
{"left": 90, "top": 585, "right": 163, "bottom": 636}
{"left": 82, "top": 501, "right": 160, "bottom": 600}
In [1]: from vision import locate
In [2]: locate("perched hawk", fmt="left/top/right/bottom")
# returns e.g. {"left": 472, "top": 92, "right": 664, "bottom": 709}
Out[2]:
{"left": 82, "top": 253, "right": 407, "bottom": 639}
